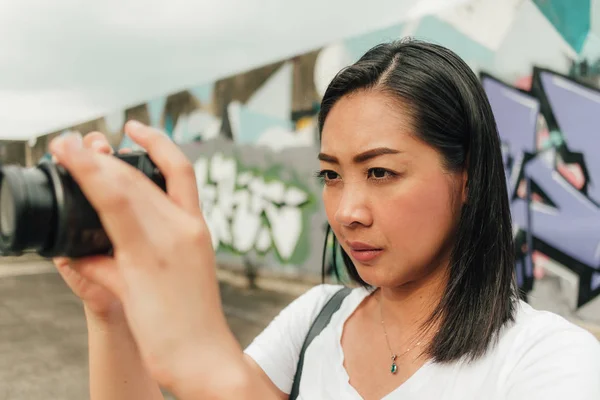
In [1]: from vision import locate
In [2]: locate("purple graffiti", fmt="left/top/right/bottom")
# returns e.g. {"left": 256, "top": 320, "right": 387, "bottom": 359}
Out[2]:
{"left": 483, "top": 77, "right": 539, "bottom": 162}
{"left": 483, "top": 75, "right": 538, "bottom": 289}
{"left": 483, "top": 70, "right": 600, "bottom": 307}
{"left": 523, "top": 151, "right": 600, "bottom": 272}
{"left": 538, "top": 71, "right": 600, "bottom": 201}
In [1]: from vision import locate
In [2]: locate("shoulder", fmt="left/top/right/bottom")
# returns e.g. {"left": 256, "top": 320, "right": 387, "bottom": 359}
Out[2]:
{"left": 508, "top": 300, "right": 600, "bottom": 352}
{"left": 243, "top": 284, "right": 348, "bottom": 394}
{"left": 260, "top": 283, "right": 347, "bottom": 339}
{"left": 501, "top": 301, "right": 600, "bottom": 397}
{"left": 285, "top": 283, "right": 347, "bottom": 318}
{"left": 249, "top": 283, "right": 345, "bottom": 341}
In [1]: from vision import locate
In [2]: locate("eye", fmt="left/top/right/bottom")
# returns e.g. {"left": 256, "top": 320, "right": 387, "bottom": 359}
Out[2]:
{"left": 324, "top": 170, "right": 339, "bottom": 180}
{"left": 315, "top": 170, "right": 341, "bottom": 185}
{"left": 368, "top": 168, "right": 393, "bottom": 179}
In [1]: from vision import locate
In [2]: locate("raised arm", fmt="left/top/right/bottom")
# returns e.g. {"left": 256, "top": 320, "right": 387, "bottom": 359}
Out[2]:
{"left": 52, "top": 132, "right": 163, "bottom": 400}
{"left": 49, "top": 123, "right": 284, "bottom": 399}
{"left": 86, "top": 307, "right": 165, "bottom": 400}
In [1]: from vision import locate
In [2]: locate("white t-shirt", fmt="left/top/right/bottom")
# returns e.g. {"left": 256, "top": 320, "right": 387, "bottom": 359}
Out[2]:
{"left": 244, "top": 284, "right": 600, "bottom": 399}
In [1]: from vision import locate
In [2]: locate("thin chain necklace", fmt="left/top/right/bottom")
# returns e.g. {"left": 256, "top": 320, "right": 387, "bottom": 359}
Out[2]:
{"left": 378, "top": 295, "right": 434, "bottom": 375}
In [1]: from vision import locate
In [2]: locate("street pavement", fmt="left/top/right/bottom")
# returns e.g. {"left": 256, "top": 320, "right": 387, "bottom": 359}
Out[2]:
{"left": 0, "top": 258, "right": 598, "bottom": 400}
{"left": 0, "top": 258, "right": 299, "bottom": 400}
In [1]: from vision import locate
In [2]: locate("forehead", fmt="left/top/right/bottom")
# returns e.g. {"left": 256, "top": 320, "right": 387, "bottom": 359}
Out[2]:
{"left": 320, "top": 90, "right": 414, "bottom": 154}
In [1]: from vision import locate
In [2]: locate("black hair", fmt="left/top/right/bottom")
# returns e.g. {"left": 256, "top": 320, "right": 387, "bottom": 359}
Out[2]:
{"left": 319, "top": 39, "right": 517, "bottom": 363}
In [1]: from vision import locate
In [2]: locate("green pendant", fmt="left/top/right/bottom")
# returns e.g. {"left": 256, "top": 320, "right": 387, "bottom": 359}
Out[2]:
{"left": 391, "top": 363, "right": 398, "bottom": 374}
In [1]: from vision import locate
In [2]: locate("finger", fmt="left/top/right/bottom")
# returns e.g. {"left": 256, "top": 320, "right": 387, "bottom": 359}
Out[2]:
{"left": 51, "top": 133, "right": 82, "bottom": 163}
{"left": 54, "top": 268, "right": 79, "bottom": 295}
{"left": 49, "top": 134, "right": 176, "bottom": 252}
{"left": 52, "top": 256, "right": 71, "bottom": 274}
{"left": 70, "top": 255, "right": 125, "bottom": 297}
{"left": 52, "top": 257, "right": 85, "bottom": 295}
{"left": 53, "top": 256, "right": 69, "bottom": 267}
{"left": 83, "top": 132, "right": 113, "bottom": 154}
{"left": 118, "top": 148, "right": 133, "bottom": 154}
{"left": 124, "top": 120, "right": 201, "bottom": 215}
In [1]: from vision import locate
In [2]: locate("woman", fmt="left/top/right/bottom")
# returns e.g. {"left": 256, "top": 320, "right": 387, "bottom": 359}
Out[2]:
{"left": 50, "top": 40, "right": 600, "bottom": 399}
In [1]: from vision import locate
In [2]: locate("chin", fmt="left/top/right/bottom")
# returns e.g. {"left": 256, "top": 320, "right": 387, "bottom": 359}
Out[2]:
{"left": 354, "top": 265, "right": 410, "bottom": 289}
{"left": 354, "top": 257, "right": 440, "bottom": 289}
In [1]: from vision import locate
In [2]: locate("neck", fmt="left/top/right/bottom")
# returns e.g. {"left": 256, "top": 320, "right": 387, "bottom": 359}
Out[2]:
{"left": 377, "top": 264, "right": 448, "bottom": 337}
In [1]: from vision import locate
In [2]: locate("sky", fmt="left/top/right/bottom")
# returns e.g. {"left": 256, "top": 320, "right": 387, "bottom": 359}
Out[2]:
{"left": 0, "top": 0, "right": 468, "bottom": 141}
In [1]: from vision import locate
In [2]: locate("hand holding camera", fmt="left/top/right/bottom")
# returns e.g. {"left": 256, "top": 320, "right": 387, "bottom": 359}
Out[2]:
{"left": 54, "top": 132, "right": 130, "bottom": 321}
{"left": 18, "top": 122, "right": 247, "bottom": 397}
{"left": 0, "top": 122, "right": 269, "bottom": 398}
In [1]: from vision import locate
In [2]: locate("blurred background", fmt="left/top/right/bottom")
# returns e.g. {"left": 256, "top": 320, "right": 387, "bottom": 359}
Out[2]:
{"left": 0, "top": 0, "right": 599, "bottom": 398}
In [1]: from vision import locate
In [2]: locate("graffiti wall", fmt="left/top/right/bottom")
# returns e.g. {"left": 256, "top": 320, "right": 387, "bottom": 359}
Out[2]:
{"left": 12, "top": 1, "right": 600, "bottom": 317}
{"left": 483, "top": 67, "right": 600, "bottom": 312}
{"left": 179, "top": 138, "right": 323, "bottom": 276}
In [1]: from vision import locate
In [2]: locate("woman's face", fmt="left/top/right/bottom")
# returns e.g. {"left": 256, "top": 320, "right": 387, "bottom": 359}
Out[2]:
{"left": 320, "top": 90, "right": 466, "bottom": 288}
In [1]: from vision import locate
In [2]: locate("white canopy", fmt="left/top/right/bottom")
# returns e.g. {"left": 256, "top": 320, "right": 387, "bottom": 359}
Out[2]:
{"left": 0, "top": 0, "right": 468, "bottom": 141}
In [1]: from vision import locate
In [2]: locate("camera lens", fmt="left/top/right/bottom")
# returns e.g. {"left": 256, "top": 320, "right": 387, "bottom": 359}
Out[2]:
{"left": 0, "top": 152, "right": 165, "bottom": 258}
{"left": 0, "top": 165, "right": 57, "bottom": 255}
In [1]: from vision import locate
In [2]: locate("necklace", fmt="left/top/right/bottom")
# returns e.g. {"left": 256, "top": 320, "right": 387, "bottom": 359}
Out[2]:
{"left": 378, "top": 296, "right": 434, "bottom": 375}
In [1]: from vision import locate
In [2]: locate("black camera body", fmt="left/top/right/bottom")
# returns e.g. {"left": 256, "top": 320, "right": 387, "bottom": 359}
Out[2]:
{"left": 0, "top": 152, "right": 166, "bottom": 258}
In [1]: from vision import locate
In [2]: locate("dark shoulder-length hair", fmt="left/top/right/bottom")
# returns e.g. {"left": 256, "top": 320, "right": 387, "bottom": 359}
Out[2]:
{"left": 319, "top": 39, "right": 518, "bottom": 363}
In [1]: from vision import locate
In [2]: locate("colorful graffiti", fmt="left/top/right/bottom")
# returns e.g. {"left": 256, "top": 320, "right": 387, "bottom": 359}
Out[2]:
{"left": 193, "top": 152, "right": 314, "bottom": 264}
{"left": 175, "top": 138, "right": 324, "bottom": 276}
{"left": 482, "top": 68, "right": 600, "bottom": 307}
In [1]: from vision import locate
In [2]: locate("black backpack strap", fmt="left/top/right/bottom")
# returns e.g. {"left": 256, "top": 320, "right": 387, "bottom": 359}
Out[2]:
{"left": 289, "top": 287, "right": 352, "bottom": 400}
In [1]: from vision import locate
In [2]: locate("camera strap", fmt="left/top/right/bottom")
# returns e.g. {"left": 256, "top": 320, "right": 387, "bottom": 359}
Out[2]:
{"left": 289, "top": 286, "right": 352, "bottom": 399}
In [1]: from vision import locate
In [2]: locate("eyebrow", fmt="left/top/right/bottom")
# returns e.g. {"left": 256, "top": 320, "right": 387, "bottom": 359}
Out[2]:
{"left": 318, "top": 147, "right": 401, "bottom": 164}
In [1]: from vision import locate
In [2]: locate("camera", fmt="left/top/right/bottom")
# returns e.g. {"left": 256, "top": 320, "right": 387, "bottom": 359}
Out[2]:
{"left": 0, "top": 152, "right": 166, "bottom": 258}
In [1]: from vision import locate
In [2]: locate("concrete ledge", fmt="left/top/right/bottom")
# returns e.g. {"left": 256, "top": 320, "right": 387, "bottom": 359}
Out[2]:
{"left": 216, "top": 267, "right": 316, "bottom": 297}
{"left": 0, "top": 254, "right": 48, "bottom": 264}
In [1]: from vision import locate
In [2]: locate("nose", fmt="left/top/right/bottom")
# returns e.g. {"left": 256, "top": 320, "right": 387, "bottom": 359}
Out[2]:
{"left": 334, "top": 185, "right": 373, "bottom": 228}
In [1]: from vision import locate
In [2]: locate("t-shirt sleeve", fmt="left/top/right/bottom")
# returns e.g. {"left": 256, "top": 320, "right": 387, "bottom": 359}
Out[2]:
{"left": 504, "top": 315, "right": 600, "bottom": 399}
{"left": 243, "top": 284, "right": 343, "bottom": 394}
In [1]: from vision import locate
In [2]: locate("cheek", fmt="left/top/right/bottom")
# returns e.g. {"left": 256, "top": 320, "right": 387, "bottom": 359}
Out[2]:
{"left": 322, "top": 187, "right": 339, "bottom": 223}
{"left": 381, "top": 176, "right": 458, "bottom": 257}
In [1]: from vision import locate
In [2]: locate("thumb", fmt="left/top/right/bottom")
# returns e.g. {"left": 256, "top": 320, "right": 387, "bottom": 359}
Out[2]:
{"left": 70, "top": 256, "right": 125, "bottom": 297}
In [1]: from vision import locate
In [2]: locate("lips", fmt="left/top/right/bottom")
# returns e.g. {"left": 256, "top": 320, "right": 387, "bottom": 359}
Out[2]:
{"left": 346, "top": 241, "right": 383, "bottom": 263}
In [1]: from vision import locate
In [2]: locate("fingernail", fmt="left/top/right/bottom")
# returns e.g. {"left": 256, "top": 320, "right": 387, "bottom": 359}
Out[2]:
{"left": 91, "top": 140, "right": 106, "bottom": 151}
{"left": 63, "top": 133, "right": 83, "bottom": 151}
{"left": 50, "top": 132, "right": 82, "bottom": 156}
{"left": 126, "top": 120, "right": 144, "bottom": 132}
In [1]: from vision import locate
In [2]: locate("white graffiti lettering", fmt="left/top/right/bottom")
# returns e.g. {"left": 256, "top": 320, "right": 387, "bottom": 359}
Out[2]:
{"left": 194, "top": 153, "right": 309, "bottom": 261}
